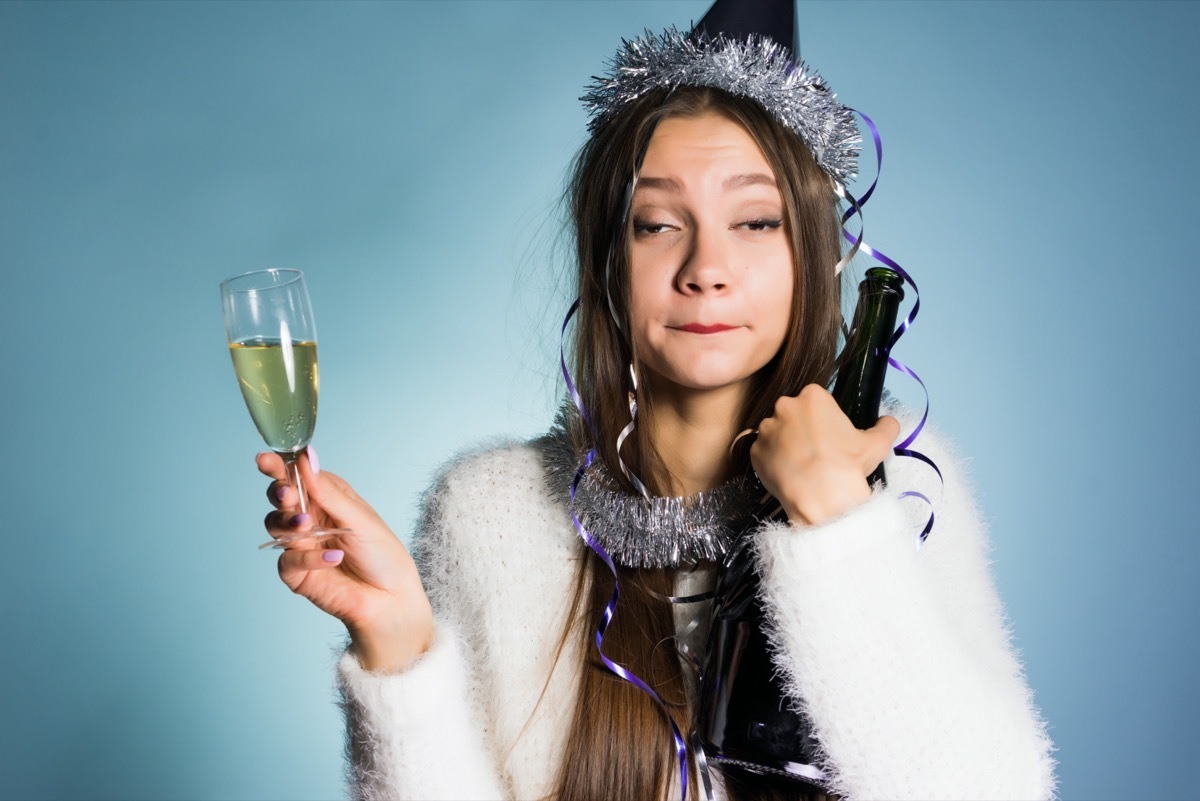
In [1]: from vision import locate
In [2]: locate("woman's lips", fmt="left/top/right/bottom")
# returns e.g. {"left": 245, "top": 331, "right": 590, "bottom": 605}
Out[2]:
{"left": 676, "top": 323, "right": 738, "bottom": 334}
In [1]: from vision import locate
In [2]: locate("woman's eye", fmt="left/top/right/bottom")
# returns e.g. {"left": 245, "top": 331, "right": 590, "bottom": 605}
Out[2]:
{"left": 633, "top": 221, "right": 675, "bottom": 235}
{"left": 738, "top": 218, "right": 783, "bottom": 232}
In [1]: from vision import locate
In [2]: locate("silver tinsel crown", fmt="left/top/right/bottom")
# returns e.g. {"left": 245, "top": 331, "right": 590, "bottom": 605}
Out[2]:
{"left": 581, "top": 28, "right": 860, "bottom": 186}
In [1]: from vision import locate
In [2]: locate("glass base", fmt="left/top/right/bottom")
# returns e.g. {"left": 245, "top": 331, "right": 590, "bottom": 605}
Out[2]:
{"left": 258, "top": 527, "right": 353, "bottom": 550}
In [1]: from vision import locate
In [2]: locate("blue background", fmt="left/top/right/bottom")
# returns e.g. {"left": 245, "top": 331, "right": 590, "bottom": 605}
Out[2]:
{"left": 2, "top": 1, "right": 1196, "bottom": 799}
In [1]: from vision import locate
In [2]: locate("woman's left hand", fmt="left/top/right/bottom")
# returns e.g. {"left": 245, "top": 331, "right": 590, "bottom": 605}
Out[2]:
{"left": 750, "top": 384, "right": 900, "bottom": 526}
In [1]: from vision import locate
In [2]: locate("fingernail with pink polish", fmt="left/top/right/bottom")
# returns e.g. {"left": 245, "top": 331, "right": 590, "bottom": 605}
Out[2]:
{"left": 289, "top": 512, "right": 310, "bottom": 527}
{"left": 323, "top": 550, "right": 344, "bottom": 564}
{"left": 275, "top": 485, "right": 287, "bottom": 502}
{"left": 307, "top": 444, "right": 320, "bottom": 475}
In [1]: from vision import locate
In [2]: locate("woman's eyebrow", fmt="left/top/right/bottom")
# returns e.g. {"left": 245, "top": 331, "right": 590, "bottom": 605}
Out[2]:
{"left": 634, "top": 175, "right": 682, "bottom": 192}
{"left": 723, "top": 173, "right": 777, "bottom": 191}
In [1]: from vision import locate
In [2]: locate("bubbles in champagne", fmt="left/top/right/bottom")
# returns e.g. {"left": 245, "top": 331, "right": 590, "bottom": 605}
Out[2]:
{"left": 229, "top": 339, "right": 319, "bottom": 452}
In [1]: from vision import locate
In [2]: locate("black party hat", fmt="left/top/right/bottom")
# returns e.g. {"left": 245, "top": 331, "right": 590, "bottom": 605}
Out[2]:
{"left": 693, "top": 0, "right": 797, "bottom": 54}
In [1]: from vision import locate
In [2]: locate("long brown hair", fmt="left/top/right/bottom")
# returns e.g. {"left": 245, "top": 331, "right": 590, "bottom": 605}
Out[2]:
{"left": 551, "top": 86, "right": 844, "bottom": 801}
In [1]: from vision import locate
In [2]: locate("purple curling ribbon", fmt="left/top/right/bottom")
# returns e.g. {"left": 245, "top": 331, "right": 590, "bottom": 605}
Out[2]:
{"left": 560, "top": 301, "right": 692, "bottom": 801}
{"left": 842, "top": 109, "right": 943, "bottom": 544}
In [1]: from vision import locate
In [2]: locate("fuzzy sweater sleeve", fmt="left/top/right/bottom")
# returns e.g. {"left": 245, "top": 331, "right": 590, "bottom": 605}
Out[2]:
{"left": 334, "top": 448, "right": 524, "bottom": 801}
{"left": 337, "top": 623, "right": 506, "bottom": 801}
{"left": 754, "top": 424, "right": 1056, "bottom": 800}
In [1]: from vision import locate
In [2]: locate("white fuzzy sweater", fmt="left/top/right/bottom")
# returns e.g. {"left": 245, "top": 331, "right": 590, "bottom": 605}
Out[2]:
{"left": 336, "top": 412, "right": 1056, "bottom": 801}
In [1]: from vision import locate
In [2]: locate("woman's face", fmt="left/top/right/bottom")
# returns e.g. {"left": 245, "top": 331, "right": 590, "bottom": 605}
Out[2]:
{"left": 628, "top": 111, "right": 794, "bottom": 402}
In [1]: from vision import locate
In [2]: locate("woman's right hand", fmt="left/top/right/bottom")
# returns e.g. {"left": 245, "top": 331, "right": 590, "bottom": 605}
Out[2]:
{"left": 258, "top": 449, "right": 433, "bottom": 672}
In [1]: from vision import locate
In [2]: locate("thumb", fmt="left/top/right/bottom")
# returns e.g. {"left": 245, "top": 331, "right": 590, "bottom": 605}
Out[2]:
{"left": 294, "top": 452, "right": 371, "bottom": 528}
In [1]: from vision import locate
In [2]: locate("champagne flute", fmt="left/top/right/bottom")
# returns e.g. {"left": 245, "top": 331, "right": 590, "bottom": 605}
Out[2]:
{"left": 221, "top": 268, "right": 350, "bottom": 549}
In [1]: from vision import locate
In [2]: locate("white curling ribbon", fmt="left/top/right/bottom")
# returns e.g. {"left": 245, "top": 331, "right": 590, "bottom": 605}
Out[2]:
{"left": 833, "top": 181, "right": 864, "bottom": 277}
{"left": 617, "top": 363, "right": 651, "bottom": 499}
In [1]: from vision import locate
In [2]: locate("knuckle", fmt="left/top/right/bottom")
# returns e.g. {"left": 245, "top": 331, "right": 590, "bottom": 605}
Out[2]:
{"left": 278, "top": 554, "right": 306, "bottom": 591}
{"left": 263, "top": 510, "right": 280, "bottom": 531}
{"left": 798, "top": 383, "right": 824, "bottom": 400}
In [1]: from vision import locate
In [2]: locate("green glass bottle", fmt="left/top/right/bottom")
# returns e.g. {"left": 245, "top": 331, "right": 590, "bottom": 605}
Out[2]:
{"left": 697, "top": 267, "right": 906, "bottom": 788}
{"left": 832, "top": 267, "right": 906, "bottom": 485}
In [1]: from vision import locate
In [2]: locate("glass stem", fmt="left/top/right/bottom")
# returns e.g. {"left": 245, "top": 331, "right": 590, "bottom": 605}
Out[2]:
{"left": 283, "top": 453, "right": 310, "bottom": 517}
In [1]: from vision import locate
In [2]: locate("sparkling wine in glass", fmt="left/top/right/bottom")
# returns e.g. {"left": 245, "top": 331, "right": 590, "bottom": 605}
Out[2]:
{"left": 221, "top": 268, "right": 350, "bottom": 549}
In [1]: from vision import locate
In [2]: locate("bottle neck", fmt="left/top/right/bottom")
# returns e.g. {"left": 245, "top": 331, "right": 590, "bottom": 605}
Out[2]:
{"left": 832, "top": 270, "right": 904, "bottom": 430}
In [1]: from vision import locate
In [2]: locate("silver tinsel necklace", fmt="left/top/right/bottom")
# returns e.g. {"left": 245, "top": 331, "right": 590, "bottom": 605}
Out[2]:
{"left": 538, "top": 411, "right": 761, "bottom": 570}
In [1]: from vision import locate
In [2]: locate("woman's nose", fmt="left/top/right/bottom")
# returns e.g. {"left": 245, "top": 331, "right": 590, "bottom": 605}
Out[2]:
{"left": 676, "top": 223, "right": 732, "bottom": 294}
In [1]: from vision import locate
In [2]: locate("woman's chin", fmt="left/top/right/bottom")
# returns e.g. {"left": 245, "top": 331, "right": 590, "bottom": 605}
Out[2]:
{"left": 647, "top": 370, "right": 757, "bottom": 399}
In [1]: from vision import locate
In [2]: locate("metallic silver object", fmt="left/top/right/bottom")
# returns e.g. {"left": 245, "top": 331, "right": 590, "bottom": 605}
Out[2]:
{"left": 540, "top": 410, "right": 761, "bottom": 569}
{"left": 581, "top": 28, "right": 860, "bottom": 187}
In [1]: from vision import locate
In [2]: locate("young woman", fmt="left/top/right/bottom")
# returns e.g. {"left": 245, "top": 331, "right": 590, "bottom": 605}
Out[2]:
{"left": 255, "top": 6, "right": 1055, "bottom": 800}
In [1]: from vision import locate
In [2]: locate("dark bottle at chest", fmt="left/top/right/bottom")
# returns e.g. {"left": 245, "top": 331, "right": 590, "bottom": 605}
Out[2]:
{"left": 697, "top": 268, "right": 905, "bottom": 787}
{"left": 832, "top": 267, "right": 905, "bottom": 487}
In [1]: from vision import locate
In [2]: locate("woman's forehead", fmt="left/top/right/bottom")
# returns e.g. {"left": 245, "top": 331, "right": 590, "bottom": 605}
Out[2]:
{"left": 637, "top": 114, "right": 777, "bottom": 195}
